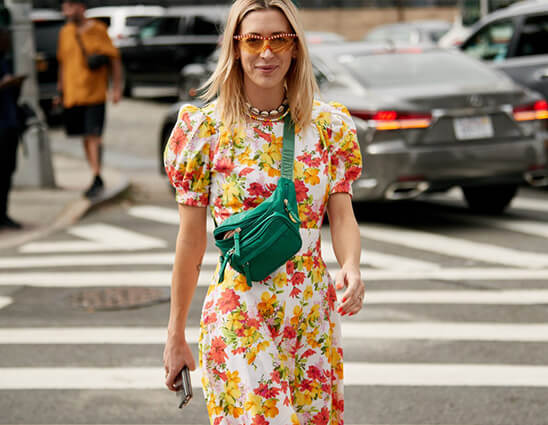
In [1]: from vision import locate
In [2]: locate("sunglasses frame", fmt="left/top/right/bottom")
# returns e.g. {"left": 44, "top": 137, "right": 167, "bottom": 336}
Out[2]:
{"left": 233, "top": 33, "right": 297, "bottom": 54}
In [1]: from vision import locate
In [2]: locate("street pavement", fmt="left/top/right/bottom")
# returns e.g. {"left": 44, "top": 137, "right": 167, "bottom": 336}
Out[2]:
{"left": 2, "top": 96, "right": 548, "bottom": 424}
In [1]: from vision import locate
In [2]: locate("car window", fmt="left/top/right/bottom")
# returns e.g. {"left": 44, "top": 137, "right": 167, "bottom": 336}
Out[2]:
{"left": 126, "top": 16, "right": 156, "bottom": 27}
{"left": 140, "top": 17, "right": 181, "bottom": 39}
{"left": 92, "top": 16, "right": 111, "bottom": 27}
{"left": 462, "top": 19, "right": 515, "bottom": 61}
{"left": 514, "top": 14, "right": 548, "bottom": 57}
{"left": 186, "top": 15, "right": 220, "bottom": 36}
{"left": 33, "top": 20, "right": 64, "bottom": 54}
{"left": 341, "top": 51, "right": 501, "bottom": 88}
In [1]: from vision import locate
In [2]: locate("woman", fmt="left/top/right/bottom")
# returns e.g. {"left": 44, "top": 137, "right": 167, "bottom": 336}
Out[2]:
{"left": 163, "top": 1, "right": 365, "bottom": 424}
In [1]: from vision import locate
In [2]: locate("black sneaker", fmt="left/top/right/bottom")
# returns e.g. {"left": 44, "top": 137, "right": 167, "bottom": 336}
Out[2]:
{"left": 84, "top": 175, "right": 104, "bottom": 199}
{"left": 0, "top": 216, "right": 23, "bottom": 230}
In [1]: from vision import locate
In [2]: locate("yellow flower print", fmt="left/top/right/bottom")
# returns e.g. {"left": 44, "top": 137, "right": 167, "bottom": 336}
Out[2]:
{"left": 241, "top": 326, "right": 259, "bottom": 347}
{"left": 226, "top": 311, "right": 244, "bottom": 332}
{"left": 237, "top": 146, "right": 256, "bottom": 166}
{"left": 260, "top": 142, "right": 282, "bottom": 166}
{"left": 304, "top": 168, "right": 320, "bottom": 185}
{"left": 293, "top": 161, "right": 305, "bottom": 179}
{"left": 198, "top": 121, "right": 214, "bottom": 138}
{"left": 273, "top": 272, "right": 287, "bottom": 289}
{"left": 311, "top": 267, "right": 323, "bottom": 284}
{"left": 308, "top": 304, "right": 320, "bottom": 322}
{"left": 244, "top": 393, "right": 263, "bottom": 416}
{"left": 207, "top": 398, "right": 223, "bottom": 417}
{"left": 303, "top": 285, "right": 313, "bottom": 300}
{"left": 257, "top": 292, "right": 277, "bottom": 317}
{"left": 294, "top": 390, "right": 312, "bottom": 407}
{"left": 227, "top": 404, "right": 244, "bottom": 418}
{"left": 224, "top": 370, "right": 242, "bottom": 405}
{"left": 302, "top": 255, "right": 314, "bottom": 272}
{"left": 222, "top": 181, "right": 242, "bottom": 208}
{"left": 264, "top": 163, "right": 281, "bottom": 178}
{"left": 233, "top": 273, "right": 251, "bottom": 292}
{"left": 291, "top": 413, "right": 300, "bottom": 425}
{"left": 291, "top": 305, "right": 303, "bottom": 327}
{"left": 263, "top": 399, "right": 279, "bottom": 418}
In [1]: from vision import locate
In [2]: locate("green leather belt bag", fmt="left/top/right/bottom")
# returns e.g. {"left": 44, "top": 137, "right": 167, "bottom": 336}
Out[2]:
{"left": 213, "top": 114, "right": 302, "bottom": 286}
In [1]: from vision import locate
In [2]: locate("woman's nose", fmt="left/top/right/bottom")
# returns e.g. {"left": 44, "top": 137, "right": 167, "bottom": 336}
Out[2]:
{"left": 260, "top": 44, "right": 274, "bottom": 58}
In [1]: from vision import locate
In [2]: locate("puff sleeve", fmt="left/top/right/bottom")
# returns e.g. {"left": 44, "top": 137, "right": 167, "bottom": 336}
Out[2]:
{"left": 328, "top": 102, "right": 363, "bottom": 197}
{"left": 163, "top": 104, "right": 216, "bottom": 207}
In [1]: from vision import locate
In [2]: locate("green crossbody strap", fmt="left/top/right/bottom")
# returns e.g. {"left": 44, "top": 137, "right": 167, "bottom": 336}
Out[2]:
{"left": 281, "top": 114, "right": 295, "bottom": 180}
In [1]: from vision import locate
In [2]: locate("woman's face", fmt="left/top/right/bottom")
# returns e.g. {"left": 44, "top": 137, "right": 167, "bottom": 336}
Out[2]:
{"left": 236, "top": 8, "right": 297, "bottom": 94}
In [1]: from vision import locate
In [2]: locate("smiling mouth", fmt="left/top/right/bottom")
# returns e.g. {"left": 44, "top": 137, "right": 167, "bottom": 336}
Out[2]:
{"left": 256, "top": 65, "right": 278, "bottom": 72}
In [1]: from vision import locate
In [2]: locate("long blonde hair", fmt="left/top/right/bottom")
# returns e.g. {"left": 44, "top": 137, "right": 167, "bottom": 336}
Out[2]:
{"left": 201, "top": 0, "right": 318, "bottom": 131}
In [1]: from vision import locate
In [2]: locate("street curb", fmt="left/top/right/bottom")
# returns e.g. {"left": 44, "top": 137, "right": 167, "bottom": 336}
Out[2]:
{"left": 0, "top": 174, "right": 131, "bottom": 251}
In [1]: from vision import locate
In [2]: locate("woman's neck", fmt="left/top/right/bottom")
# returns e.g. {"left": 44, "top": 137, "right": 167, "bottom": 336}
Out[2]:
{"left": 244, "top": 81, "right": 285, "bottom": 111}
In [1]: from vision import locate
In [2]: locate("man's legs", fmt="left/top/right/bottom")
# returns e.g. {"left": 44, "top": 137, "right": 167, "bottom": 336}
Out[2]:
{"left": 82, "top": 104, "right": 106, "bottom": 198}
{"left": 0, "top": 128, "right": 22, "bottom": 229}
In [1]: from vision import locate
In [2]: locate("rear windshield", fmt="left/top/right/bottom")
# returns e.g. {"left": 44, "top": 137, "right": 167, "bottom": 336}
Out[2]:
{"left": 340, "top": 50, "right": 499, "bottom": 88}
{"left": 33, "top": 20, "right": 64, "bottom": 54}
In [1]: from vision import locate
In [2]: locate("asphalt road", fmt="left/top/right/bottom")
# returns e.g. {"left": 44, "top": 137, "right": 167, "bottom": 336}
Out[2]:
{"left": 2, "top": 96, "right": 548, "bottom": 425}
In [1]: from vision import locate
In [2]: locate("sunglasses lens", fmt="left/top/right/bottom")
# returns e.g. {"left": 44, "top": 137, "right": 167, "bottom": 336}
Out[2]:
{"left": 270, "top": 37, "right": 293, "bottom": 51}
{"left": 242, "top": 37, "right": 264, "bottom": 52}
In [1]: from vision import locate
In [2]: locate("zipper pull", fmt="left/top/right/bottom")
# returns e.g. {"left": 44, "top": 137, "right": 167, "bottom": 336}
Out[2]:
{"left": 284, "top": 199, "right": 298, "bottom": 224}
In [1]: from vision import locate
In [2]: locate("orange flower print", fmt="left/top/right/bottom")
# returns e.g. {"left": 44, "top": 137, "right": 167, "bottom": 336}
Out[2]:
{"left": 208, "top": 336, "right": 228, "bottom": 364}
{"left": 217, "top": 289, "right": 240, "bottom": 314}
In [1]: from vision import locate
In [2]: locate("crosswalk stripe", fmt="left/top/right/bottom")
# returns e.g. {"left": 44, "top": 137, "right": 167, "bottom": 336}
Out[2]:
{"left": 360, "top": 224, "right": 548, "bottom": 269}
{"left": 0, "top": 296, "right": 12, "bottom": 310}
{"left": 3, "top": 322, "right": 548, "bottom": 344}
{"left": 2, "top": 364, "right": 548, "bottom": 388}
{"left": 446, "top": 213, "right": 548, "bottom": 239}
{"left": 365, "top": 289, "right": 548, "bottom": 304}
{"left": 2, "top": 268, "right": 548, "bottom": 287}
{"left": 511, "top": 196, "right": 548, "bottom": 214}
{"left": 127, "top": 206, "right": 216, "bottom": 233}
{"left": 19, "top": 224, "right": 166, "bottom": 254}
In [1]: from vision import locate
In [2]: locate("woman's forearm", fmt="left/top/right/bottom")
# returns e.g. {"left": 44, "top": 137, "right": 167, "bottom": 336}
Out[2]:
{"left": 330, "top": 215, "right": 361, "bottom": 271}
{"left": 168, "top": 222, "right": 207, "bottom": 339}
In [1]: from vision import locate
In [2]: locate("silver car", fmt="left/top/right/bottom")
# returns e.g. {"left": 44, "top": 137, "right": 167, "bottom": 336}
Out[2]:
{"left": 312, "top": 43, "right": 548, "bottom": 213}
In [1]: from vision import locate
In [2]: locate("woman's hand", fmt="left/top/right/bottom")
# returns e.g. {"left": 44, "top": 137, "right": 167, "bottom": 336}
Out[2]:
{"left": 163, "top": 333, "right": 196, "bottom": 392}
{"left": 335, "top": 266, "right": 365, "bottom": 316}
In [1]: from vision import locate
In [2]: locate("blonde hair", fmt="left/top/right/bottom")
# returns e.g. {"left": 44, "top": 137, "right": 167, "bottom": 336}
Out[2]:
{"left": 201, "top": 0, "right": 318, "bottom": 131}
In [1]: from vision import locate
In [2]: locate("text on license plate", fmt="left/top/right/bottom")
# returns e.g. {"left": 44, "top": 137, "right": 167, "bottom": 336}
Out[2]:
{"left": 453, "top": 116, "right": 494, "bottom": 140}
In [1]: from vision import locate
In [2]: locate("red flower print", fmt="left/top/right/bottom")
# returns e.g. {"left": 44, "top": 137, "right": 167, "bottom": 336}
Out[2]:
{"left": 310, "top": 156, "right": 321, "bottom": 167}
{"left": 214, "top": 417, "right": 222, "bottom": 425}
{"left": 286, "top": 261, "right": 295, "bottom": 275}
{"left": 289, "top": 286, "right": 301, "bottom": 298}
{"left": 168, "top": 127, "right": 188, "bottom": 155}
{"left": 232, "top": 346, "right": 247, "bottom": 355}
{"left": 213, "top": 369, "right": 227, "bottom": 381}
{"left": 203, "top": 312, "right": 217, "bottom": 325}
{"left": 254, "top": 128, "right": 272, "bottom": 142}
{"left": 297, "top": 152, "right": 313, "bottom": 166}
{"left": 270, "top": 370, "right": 281, "bottom": 384}
{"left": 346, "top": 165, "right": 361, "bottom": 181}
{"left": 307, "top": 365, "right": 324, "bottom": 381}
{"left": 299, "top": 378, "right": 313, "bottom": 392}
{"left": 244, "top": 197, "right": 263, "bottom": 209}
{"left": 181, "top": 112, "right": 192, "bottom": 131}
{"left": 265, "top": 183, "right": 277, "bottom": 194}
{"left": 214, "top": 157, "right": 235, "bottom": 176}
{"left": 327, "top": 284, "right": 337, "bottom": 311}
{"left": 251, "top": 415, "right": 269, "bottom": 425}
{"left": 217, "top": 289, "right": 240, "bottom": 314}
{"left": 247, "top": 317, "right": 260, "bottom": 329}
{"left": 254, "top": 383, "right": 281, "bottom": 399}
{"left": 283, "top": 325, "right": 296, "bottom": 340}
{"left": 294, "top": 179, "right": 309, "bottom": 202}
{"left": 302, "top": 348, "right": 316, "bottom": 358}
{"left": 248, "top": 183, "right": 268, "bottom": 197}
{"left": 208, "top": 336, "right": 228, "bottom": 364}
{"left": 240, "top": 167, "right": 254, "bottom": 176}
{"left": 313, "top": 407, "right": 330, "bottom": 425}
{"left": 290, "top": 272, "right": 305, "bottom": 286}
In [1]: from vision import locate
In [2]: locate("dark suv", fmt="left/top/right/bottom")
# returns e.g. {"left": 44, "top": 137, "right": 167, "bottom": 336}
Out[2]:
{"left": 460, "top": 0, "right": 548, "bottom": 100}
{"left": 118, "top": 6, "right": 226, "bottom": 96}
{"left": 31, "top": 9, "right": 65, "bottom": 123}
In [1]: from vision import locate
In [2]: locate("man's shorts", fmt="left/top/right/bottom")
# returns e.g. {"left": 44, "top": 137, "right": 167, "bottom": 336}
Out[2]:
{"left": 63, "top": 103, "right": 105, "bottom": 137}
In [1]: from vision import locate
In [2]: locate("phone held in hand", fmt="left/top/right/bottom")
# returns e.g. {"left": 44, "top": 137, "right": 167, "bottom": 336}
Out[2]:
{"left": 176, "top": 366, "right": 192, "bottom": 409}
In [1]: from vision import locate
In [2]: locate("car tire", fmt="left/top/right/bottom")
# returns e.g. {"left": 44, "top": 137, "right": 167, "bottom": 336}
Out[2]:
{"left": 462, "top": 184, "right": 518, "bottom": 214}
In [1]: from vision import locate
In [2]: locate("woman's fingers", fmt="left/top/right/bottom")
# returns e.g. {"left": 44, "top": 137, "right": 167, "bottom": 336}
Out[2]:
{"left": 337, "top": 270, "right": 365, "bottom": 316}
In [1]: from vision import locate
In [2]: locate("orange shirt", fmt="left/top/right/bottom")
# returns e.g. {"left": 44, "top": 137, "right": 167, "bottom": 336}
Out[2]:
{"left": 57, "top": 20, "right": 119, "bottom": 108}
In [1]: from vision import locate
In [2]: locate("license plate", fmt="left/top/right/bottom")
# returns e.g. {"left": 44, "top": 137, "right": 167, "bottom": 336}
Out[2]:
{"left": 453, "top": 116, "right": 494, "bottom": 140}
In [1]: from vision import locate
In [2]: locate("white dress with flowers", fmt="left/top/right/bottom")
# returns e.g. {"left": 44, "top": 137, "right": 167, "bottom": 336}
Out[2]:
{"left": 164, "top": 100, "right": 362, "bottom": 425}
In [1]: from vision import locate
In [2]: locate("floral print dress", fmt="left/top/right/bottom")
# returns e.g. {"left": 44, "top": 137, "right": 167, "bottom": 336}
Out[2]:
{"left": 164, "top": 100, "right": 362, "bottom": 425}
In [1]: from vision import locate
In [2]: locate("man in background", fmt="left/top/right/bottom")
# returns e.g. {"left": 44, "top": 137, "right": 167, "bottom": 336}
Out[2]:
{"left": 0, "top": 7, "right": 24, "bottom": 230}
{"left": 56, "top": 0, "right": 122, "bottom": 198}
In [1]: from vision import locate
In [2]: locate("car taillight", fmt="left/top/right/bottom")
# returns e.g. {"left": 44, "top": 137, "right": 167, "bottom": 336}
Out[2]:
{"left": 350, "top": 110, "right": 432, "bottom": 130}
{"left": 513, "top": 100, "right": 548, "bottom": 122}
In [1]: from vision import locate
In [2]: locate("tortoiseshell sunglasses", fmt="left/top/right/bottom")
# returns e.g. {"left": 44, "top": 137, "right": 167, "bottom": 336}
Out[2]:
{"left": 234, "top": 33, "right": 297, "bottom": 54}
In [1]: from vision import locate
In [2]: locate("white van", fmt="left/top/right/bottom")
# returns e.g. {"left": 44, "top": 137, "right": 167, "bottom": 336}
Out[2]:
{"left": 85, "top": 5, "right": 165, "bottom": 45}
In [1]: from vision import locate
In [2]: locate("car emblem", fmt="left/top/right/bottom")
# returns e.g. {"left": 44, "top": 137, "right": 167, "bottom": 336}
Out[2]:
{"left": 469, "top": 95, "right": 483, "bottom": 107}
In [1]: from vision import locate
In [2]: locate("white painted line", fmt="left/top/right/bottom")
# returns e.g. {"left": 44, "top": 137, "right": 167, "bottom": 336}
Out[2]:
{"left": 2, "top": 363, "right": 548, "bottom": 388}
{"left": 445, "top": 213, "right": 548, "bottom": 239}
{"left": 321, "top": 241, "right": 439, "bottom": 271}
{"left": 360, "top": 224, "right": 548, "bottom": 269}
{"left": 3, "top": 268, "right": 548, "bottom": 287}
{"left": 3, "top": 322, "right": 548, "bottom": 344}
{"left": 366, "top": 289, "right": 548, "bottom": 305}
{"left": 127, "top": 205, "right": 216, "bottom": 232}
{"left": 19, "top": 224, "right": 166, "bottom": 254}
{"left": 511, "top": 197, "right": 548, "bottom": 214}
{"left": 0, "top": 296, "right": 12, "bottom": 310}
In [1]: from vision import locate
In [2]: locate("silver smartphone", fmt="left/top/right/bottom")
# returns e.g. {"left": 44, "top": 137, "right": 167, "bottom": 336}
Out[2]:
{"left": 176, "top": 366, "right": 192, "bottom": 409}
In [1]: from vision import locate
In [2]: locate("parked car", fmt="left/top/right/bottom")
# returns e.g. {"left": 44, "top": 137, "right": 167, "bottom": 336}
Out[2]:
{"left": 364, "top": 20, "right": 451, "bottom": 45}
{"left": 160, "top": 42, "right": 548, "bottom": 214}
{"left": 118, "top": 6, "right": 227, "bottom": 97}
{"left": 30, "top": 9, "right": 65, "bottom": 123}
{"left": 85, "top": 6, "right": 165, "bottom": 46}
{"left": 460, "top": 0, "right": 548, "bottom": 100}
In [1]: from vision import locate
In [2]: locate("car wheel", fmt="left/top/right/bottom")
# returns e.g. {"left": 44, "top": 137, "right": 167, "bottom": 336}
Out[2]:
{"left": 462, "top": 184, "right": 518, "bottom": 214}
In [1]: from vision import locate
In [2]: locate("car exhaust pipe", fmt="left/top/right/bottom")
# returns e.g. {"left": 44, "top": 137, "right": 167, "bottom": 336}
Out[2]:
{"left": 524, "top": 169, "right": 548, "bottom": 187}
{"left": 385, "top": 181, "right": 430, "bottom": 200}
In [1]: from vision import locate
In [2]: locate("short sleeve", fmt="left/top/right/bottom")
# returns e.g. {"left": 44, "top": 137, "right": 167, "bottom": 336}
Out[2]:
{"left": 164, "top": 104, "right": 216, "bottom": 207}
{"left": 327, "top": 102, "right": 363, "bottom": 197}
{"left": 94, "top": 21, "right": 120, "bottom": 58}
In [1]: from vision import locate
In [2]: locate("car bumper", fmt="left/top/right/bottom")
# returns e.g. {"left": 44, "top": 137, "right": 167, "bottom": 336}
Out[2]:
{"left": 352, "top": 136, "right": 548, "bottom": 201}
